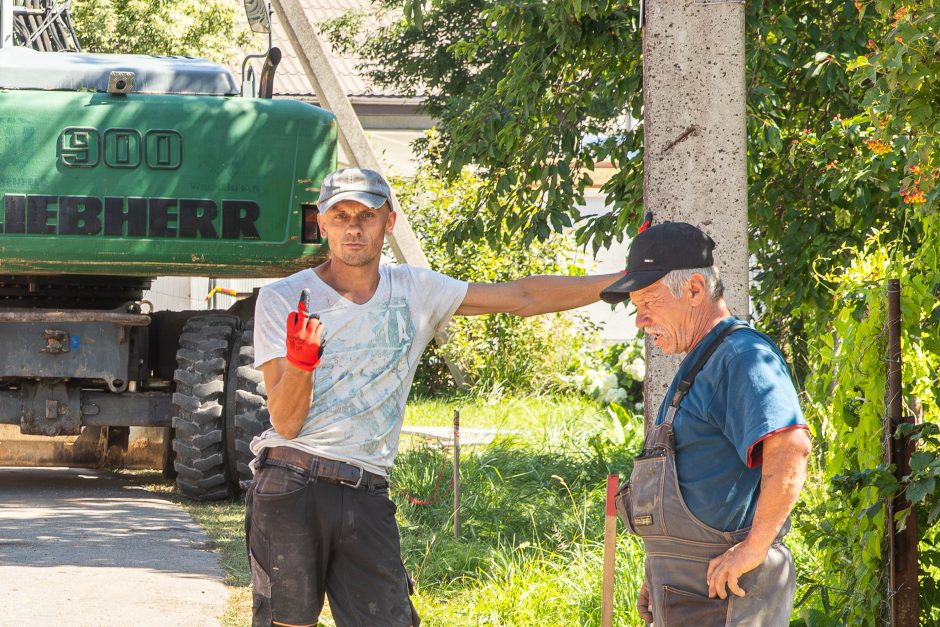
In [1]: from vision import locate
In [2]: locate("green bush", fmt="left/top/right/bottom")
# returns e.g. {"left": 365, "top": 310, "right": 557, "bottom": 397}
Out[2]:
{"left": 395, "top": 155, "right": 597, "bottom": 397}
{"left": 72, "top": 0, "right": 253, "bottom": 62}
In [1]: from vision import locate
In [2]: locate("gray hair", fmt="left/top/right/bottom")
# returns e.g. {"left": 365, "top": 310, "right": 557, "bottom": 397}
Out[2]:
{"left": 662, "top": 266, "right": 724, "bottom": 300}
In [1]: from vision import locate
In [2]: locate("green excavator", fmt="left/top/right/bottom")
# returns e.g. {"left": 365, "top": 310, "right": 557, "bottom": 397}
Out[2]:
{"left": 0, "top": 0, "right": 336, "bottom": 499}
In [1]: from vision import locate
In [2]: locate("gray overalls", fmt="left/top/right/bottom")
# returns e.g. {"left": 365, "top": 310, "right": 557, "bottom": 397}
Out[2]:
{"left": 618, "top": 324, "right": 796, "bottom": 626}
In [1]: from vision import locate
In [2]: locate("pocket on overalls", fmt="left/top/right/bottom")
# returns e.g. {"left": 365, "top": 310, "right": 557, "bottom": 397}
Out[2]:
{"left": 626, "top": 454, "right": 668, "bottom": 536}
{"left": 663, "top": 585, "right": 728, "bottom": 625}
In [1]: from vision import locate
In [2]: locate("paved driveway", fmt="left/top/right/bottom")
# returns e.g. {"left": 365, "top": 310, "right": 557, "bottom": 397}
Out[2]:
{"left": 0, "top": 467, "right": 228, "bottom": 627}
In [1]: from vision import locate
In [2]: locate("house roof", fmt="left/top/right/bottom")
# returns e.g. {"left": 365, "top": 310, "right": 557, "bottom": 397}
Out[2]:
{"left": 269, "top": 0, "right": 418, "bottom": 103}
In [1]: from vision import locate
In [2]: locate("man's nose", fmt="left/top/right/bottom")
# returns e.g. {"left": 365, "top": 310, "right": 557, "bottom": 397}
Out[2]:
{"left": 635, "top": 312, "right": 650, "bottom": 328}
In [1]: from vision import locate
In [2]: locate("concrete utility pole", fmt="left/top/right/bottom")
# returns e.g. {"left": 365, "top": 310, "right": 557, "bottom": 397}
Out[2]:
{"left": 641, "top": 0, "right": 749, "bottom": 425}
{"left": 1, "top": 0, "right": 14, "bottom": 48}
{"left": 269, "top": 0, "right": 466, "bottom": 386}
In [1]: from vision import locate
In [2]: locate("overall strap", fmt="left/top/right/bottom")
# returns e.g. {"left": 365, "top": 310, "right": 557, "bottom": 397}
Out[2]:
{"left": 663, "top": 322, "right": 750, "bottom": 425}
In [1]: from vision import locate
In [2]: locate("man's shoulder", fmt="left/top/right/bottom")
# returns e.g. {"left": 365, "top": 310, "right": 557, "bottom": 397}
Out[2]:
{"left": 699, "top": 325, "right": 787, "bottom": 381}
{"left": 385, "top": 263, "right": 453, "bottom": 279}
{"left": 711, "top": 326, "right": 793, "bottom": 383}
{"left": 385, "top": 264, "right": 463, "bottom": 289}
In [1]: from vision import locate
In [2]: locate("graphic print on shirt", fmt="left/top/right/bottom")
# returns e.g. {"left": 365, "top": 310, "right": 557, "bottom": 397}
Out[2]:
{"left": 311, "top": 296, "right": 415, "bottom": 458}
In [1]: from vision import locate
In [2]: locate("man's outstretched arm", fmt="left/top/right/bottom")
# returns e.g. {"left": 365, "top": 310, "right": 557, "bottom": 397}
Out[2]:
{"left": 455, "top": 273, "right": 622, "bottom": 317}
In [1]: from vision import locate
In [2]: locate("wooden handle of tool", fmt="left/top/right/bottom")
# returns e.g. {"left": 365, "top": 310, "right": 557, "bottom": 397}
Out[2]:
{"left": 602, "top": 474, "right": 618, "bottom": 627}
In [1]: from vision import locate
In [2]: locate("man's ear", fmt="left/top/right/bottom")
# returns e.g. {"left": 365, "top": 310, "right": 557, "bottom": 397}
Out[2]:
{"left": 687, "top": 273, "right": 708, "bottom": 305}
{"left": 385, "top": 209, "right": 397, "bottom": 234}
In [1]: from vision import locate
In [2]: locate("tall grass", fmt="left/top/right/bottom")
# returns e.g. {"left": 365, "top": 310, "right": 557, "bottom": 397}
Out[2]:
{"left": 396, "top": 395, "right": 646, "bottom": 625}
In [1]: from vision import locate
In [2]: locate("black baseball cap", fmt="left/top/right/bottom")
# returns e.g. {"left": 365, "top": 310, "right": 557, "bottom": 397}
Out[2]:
{"left": 600, "top": 222, "right": 716, "bottom": 304}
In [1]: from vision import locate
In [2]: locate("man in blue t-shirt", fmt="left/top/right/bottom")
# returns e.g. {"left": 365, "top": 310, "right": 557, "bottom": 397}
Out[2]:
{"left": 602, "top": 222, "right": 811, "bottom": 624}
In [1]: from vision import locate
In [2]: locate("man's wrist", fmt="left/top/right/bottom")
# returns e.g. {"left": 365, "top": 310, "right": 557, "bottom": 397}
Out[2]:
{"left": 285, "top": 356, "right": 316, "bottom": 374}
{"left": 741, "top": 529, "right": 776, "bottom": 555}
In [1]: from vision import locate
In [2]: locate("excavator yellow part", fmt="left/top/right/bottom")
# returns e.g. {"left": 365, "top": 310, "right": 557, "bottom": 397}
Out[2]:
{"left": 0, "top": 425, "right": 169, "bottom": 469}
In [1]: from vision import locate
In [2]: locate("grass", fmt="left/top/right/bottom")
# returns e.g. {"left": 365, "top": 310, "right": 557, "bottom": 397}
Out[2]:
{"left": 394, "top": 395, "right": 646, "bottom": 625}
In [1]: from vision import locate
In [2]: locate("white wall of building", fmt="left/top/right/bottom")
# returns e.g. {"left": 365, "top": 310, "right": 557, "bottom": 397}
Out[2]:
{"left": 577, "top": 193, "right": 637, "bottom": 344}
{"left": 144, "top": 277, "right": 272, "bottom": 312}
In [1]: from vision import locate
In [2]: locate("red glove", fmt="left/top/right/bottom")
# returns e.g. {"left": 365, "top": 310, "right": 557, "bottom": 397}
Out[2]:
{"left": 285, "top": 289, "right": 323, "bottom": 372}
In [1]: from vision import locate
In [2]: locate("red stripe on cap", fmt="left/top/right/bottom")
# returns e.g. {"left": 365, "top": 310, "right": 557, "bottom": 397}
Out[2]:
{"left": 638, "top": 220, "right": 651, "bottom": 234}
{"left": 605, "top": 474, "right": 618, "bottom": 516}
{"left": 747, "top": 425, "right": 810, "bottom": 468}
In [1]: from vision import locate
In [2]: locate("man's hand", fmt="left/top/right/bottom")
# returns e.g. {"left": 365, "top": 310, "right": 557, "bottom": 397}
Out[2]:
{"left": 285, "top": 289, "right": 324, "bottom": 372}
{"left": 706, "top": 540, "right": 767, "bottom": 599}
{"left": 636, "top": 580, "right": 654, "bottom": 623}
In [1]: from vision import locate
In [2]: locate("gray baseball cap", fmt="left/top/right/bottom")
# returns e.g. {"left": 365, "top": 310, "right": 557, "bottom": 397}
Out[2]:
{"left": 317, "top": 167, "right": 392, "bottom": 213}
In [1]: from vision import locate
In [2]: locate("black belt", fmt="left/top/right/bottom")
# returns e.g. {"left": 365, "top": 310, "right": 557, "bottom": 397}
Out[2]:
{"left": 260, "top": 446, "right": 387, "bottom": 490}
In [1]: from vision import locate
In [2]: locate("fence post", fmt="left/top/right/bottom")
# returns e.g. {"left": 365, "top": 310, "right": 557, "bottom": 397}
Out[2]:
{"left": 886, "top": 278, "right": 918, "bottom": 625}
{"left": 453, "top": 409, "right": 460, "bottom": 538}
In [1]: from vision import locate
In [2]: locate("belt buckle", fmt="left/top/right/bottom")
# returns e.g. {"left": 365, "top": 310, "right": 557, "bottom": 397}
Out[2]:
{"left": 339, "top": 465, "right": 364, "bottom": 489}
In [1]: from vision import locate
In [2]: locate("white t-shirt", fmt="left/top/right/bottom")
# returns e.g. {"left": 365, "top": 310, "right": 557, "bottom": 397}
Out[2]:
{"left": 250, "top": 264, "right": 468, "bottom": 476}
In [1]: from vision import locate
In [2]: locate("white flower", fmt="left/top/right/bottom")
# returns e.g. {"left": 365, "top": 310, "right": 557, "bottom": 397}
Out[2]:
{"left": 584, "top": 369, "right": 605, "bottom": 395}
{"left": 603, "top": 387, "right": 629, "bottom": 405}
{"left": 616, "top": 350, "right": 634, "bottom": 371}
{"left": 624, "top": 357, "right": 646, "bottom": 382}
{"left": 599, "top": 372, "right": 619, "bottom": 394}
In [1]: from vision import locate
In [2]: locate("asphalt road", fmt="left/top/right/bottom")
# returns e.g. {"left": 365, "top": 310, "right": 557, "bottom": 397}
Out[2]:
{"left": 0, "top": 467, "right": 229, "bottom": 627}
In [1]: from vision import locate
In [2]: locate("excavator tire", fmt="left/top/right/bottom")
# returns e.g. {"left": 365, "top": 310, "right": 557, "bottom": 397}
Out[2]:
{"left": 172, "top": 314, "right": 238, "bottom": 500}
{"left": 225, "top": 319, "right": 271, "bottom": 490}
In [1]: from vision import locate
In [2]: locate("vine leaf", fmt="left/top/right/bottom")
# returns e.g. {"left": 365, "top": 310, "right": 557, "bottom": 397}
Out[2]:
{"left": 906, "top": 477, "right": 935, "bottom": 504}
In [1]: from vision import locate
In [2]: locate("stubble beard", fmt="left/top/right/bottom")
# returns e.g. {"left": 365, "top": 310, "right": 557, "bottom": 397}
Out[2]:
{"left": 333, "top": 239, "right": 380, "bottom": 267}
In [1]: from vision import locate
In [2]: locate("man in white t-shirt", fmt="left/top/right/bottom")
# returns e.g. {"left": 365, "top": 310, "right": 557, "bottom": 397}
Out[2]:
{"left": 246, "top": 167, "right": 620, "bottom": 627}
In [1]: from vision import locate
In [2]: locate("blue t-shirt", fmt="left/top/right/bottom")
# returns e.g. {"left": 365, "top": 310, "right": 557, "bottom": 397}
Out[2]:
{"left": 655, "top": 317, "right": 807, "bottom": 532}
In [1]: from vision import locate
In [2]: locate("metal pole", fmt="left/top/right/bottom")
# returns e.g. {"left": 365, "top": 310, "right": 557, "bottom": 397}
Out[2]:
{"left": 453, "top": 409, "right": 460, "bottom": 537}
{"left": 887, "top": 279, "right": 919, "bottom": 625}
{"left": 601, "top": 474, "right": 618, "bottom": 627}
{"left": 1, "top": 0, "right": 13, "bottom": 48}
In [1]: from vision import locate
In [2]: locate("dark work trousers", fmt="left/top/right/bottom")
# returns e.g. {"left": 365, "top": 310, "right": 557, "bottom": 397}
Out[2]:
{"left": 245, "top": 462, "right": 420, "bottom": 627}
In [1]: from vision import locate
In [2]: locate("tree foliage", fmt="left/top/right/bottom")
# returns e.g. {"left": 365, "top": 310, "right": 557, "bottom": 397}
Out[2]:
{"left": 327, "top": 0, "right": 929, "bottom": 378}
{"left": 796, "top": 2, "right": 939, "bottom": 621}
{"left": 71, "top": 0, "right": 253, "bottom": 62}
{"left": 322, "top": 0, "right": 642, "bottom": 253}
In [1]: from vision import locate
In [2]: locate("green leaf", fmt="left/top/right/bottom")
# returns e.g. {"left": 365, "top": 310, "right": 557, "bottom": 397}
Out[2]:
{"left": 906, "top": 477, "right": 936, "bottom": 504}
{"left": 846, "top": 55, "right": 871, "bottom": 71}
{"left": 859, "top": 502, "right": 882, "bottom": 521}
{"left": 910, "top": 451, "right": 933, "bottom": 472}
